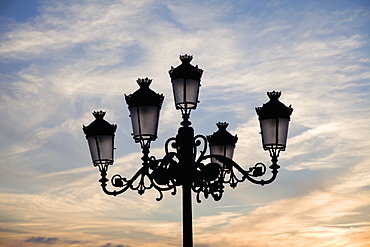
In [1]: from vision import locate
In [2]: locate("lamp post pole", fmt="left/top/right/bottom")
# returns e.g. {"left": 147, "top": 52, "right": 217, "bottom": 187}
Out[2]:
{"left": 183, "top": 183, "right": 193, "bottom": 247}
{"left": 82, "top": 55, "right": 293, "bottom": 247}
{"left": 176, "top": 118, "right": 195, "bottom": 247}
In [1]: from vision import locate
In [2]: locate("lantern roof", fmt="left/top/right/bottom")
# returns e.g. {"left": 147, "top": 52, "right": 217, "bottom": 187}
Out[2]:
{"left": 255, "top": 91, "right": 293, "bottom": 120}
{"left": 169, "top": 54, "right": 203, "bottom": 81}
{"left": 207, "top": 122, "right": 238, "bottom": 147}
{"left": 125, "top": 78, "right": 164, "bottom": 108}
{"left": 83, "top": 111, "right": 117, "bottom": 137}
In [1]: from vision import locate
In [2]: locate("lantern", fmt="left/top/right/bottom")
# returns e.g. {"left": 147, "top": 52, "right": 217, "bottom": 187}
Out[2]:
{"left": 169, "top": 54, "right": 203, "bottom": 111}
{"left": 125, "top": 78, "right": 164, "bottom": 142}
{"left": 255, "top": 91, "right": 293, "bottom": 151}
{"left": 207, "top": 122, "right": 238, "bottom": 163}
{"left": 83, "top": 111, "right": 117, "bottom": 166}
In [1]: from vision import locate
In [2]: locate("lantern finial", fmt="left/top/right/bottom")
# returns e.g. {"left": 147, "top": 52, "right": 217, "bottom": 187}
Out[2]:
{"left": 180, "top": 54, "right": 193, "bottom": 63}
{"left": 92, "top": 110, "right": 106, "bottom": 119}
{"left": 267, "top": 91, "right": 281, "bottom": 100}
{"left": 216, "top": 122, "right": 229, "bottom": 130}
{"left": 137, "top": 78, "right": 152, "bottom": 88}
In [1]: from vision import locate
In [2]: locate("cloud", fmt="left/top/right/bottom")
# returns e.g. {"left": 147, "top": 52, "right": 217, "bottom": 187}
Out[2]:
{"left": 24, "top": 237, "right": 58, "bottom": 244}
{"left": 0, "top": 0, "right": 369, "bottom": 247}
{"left": 0, "top": 1, "right": 152, "bottom": 59}
{"left": 23, "top": 236, "right": 84, "bottom": 245}
{"left": 101, "top": 243, "right": 131, "bottom": 247}
{"left": 191, "top": 159, "right": 370, "bottom": 247}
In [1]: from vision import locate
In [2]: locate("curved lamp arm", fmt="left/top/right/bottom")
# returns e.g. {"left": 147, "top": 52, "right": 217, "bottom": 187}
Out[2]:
{"left": 192, "top": 153, "right": 280, "bottom": 202}
{"left": 98, "top": 164, "right": 146, "bottom": 196}
{"left": 201, "top": 154, "right": 280, "bottom": 185}
{"left": 211, "top": 154, "right": 280, "bottom": 186}
{"left": 97, "top": 152, "right": 179, "bottom": 201}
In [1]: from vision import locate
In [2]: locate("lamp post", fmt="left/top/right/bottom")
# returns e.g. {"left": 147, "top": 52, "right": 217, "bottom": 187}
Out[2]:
{"left": 82, "top": 55, "right": 293, "bottom": 247}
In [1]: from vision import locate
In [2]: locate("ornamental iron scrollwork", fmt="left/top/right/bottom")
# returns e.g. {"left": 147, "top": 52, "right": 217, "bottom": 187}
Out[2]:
{"left": 96, "top": 131, "right": 280, "bottom": 203}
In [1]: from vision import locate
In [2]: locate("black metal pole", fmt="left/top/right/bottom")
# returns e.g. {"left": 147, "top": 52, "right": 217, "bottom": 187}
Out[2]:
{"left": 176, "top": 118, "right": 194, "bottom": 247}
{"left": 182, "top": 180, "right": 193, "bottom": 247}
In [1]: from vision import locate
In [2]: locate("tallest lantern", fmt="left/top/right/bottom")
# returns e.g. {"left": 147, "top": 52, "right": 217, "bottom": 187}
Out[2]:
{"left": 169, "top": 54, "right": 203, "bottom": 112}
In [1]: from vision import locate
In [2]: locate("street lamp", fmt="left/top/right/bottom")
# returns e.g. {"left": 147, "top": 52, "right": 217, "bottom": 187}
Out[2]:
{"left": 170, "top": 54, "right": 203, "bottom": 112}
{"left": 125, "top": 78, "right": 164, "bottom": 144}
{"left": 82, "top": 111, "right": 117, "bottom": 167}
{"left": 207, "top": 122, "right": 238, "bottom": 163}
{"left": 82, "top": 55, "right": 293, "bottom": 247}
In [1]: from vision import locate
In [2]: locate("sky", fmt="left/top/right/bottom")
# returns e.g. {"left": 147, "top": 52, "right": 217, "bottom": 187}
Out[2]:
{"left": 0, "top": 0, "right": 369, "bottom": 246}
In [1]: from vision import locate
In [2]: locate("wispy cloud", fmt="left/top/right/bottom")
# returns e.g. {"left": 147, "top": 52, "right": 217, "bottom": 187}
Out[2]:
{"left": 192, "top": 160, "right": 370, "bottom": 247}
{"left": 0, "top": 0, "right": 369, "bottom": 246}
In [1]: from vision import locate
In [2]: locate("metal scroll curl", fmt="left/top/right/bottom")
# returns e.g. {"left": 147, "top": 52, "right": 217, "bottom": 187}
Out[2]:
{"left": 192, "top": 154, "right": 278, "bottom": 202}
{"left": 99, "top": 153, "right": 179, "bottom": 200}
{"left": 194, "top": 134, "right": 208, "bottom": 163}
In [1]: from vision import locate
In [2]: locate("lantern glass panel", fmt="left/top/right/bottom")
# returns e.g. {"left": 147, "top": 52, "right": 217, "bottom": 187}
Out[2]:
{"left": 172, "top": 78, "right": 199, "bottom": 109}
{"left": 260, "top": 118, "right": 289, "bottom": 149}
{"left": 129, "top": 106, "right": 159, "bottom": 140}
{"left": 210, "top": 144, "right": 235, "bottom": 164}
{"left": 278, "top": 118, "right": 289, "bottom": 147}
{"left": 260, "top": 119, "right": 276, "bottom": 147}
{"left": 87, "top": 135, "right": 114, "bottom": 165}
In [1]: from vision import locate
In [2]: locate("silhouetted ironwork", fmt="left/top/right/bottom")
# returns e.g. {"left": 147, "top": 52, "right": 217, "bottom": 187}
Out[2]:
{"left": 82, "top": 55, "right": 293, "bottom": 247}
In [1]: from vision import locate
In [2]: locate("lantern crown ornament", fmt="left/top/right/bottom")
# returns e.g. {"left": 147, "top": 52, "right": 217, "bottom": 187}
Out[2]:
{"left": 83, "top": 110, "right": 117, "bottom": 137}
{"left": 255, "top": 91, "right": 293, "bottom": 120}
{"left": 125, "top": 78, "right": 164, "bottom": 108}
{"left": 169, "top": 54, "right": 203, "bottom": 80}
{"left": 207, "top": 122, "right": 238, "bottom": 147}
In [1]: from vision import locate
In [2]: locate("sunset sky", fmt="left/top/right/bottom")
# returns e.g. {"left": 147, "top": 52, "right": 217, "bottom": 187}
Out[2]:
{"left": 0, "top": 0, "right": 369, "bottom": 246}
